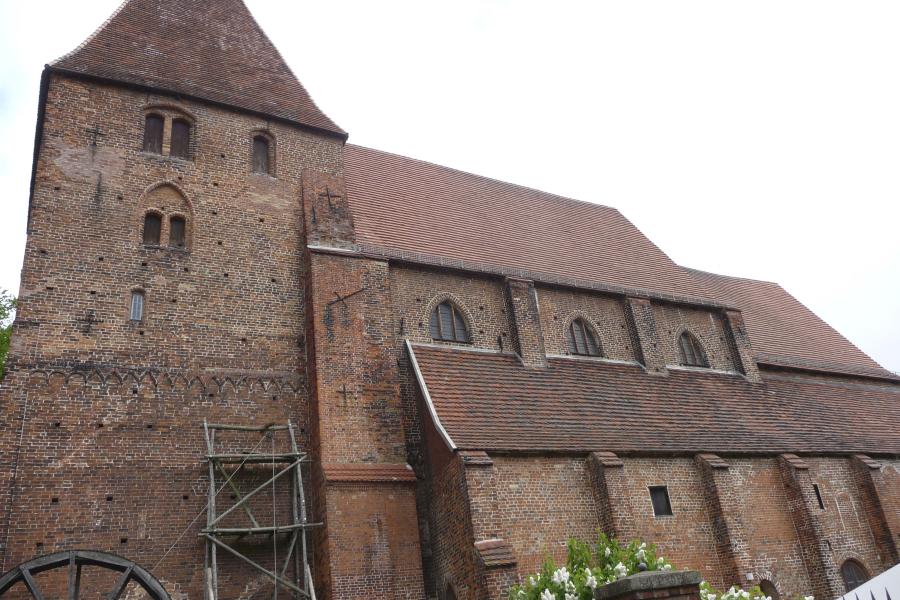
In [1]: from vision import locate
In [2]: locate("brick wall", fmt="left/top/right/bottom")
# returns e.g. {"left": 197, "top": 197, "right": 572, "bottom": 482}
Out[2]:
{"left": 392, "top": 266, "right": 512, "bottom": 352}
{"left": 652, "top": 304, "right": 738, "bottom": 372}
{"left": 536, "top": 287, "right": 637, "bottom": 361}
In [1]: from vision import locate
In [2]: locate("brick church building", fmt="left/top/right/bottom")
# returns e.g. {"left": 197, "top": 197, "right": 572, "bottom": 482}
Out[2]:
{"left": 0, "top": 1, "right": 897, "bottom": 599}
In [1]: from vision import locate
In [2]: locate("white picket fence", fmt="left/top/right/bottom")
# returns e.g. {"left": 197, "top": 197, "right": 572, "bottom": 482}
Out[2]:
{"left": 838, "top": 563, "right": 900, "bottom": 600}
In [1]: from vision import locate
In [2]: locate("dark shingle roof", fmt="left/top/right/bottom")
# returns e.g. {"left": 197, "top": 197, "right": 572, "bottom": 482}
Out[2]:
{"left": 53, "top": 0, "right": 344, "bottom": 136}
{"left": 409, "top": 344, "right": 900, "bottom": 454}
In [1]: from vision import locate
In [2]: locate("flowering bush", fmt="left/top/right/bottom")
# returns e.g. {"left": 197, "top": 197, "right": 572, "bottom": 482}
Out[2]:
{"left": 509, "top": 535, "right": 814, "bottom": 600}
{"left": 508, "top": 534, "right": 673, "bottom": 600}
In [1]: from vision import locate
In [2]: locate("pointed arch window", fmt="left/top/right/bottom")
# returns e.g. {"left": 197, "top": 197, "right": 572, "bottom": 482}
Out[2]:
{"left": 253, "top": 135, "right": 271, "bottom": 174}
{"left": 170, "top": 118, "right": 191, "bottom": 159}
{"left": 840, "top": 560, "right": 868, "bottom": 593}
{"left": 143, "top": 114, "right": 164, "bottom": 154}
{"left": 567, "top": 318, "right": 602, "bottom": 356}
{"left": 677, "top": 332, "right": 709, "bottom": 367}
{"left": 142, "top": 213, "right": 162, "bottom": 245}
{"left": 430, "top": 301, "right": 469, "bottom": 343}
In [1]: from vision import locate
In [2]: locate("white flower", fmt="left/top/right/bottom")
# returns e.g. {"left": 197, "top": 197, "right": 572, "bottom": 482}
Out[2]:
{"left": 566, "top": 580, "right": 576, "bottom": 593}
{"left": 566, "top": 594, "right": 577, "bottom": 600}
{"left": 586, "top": 568, "right": 598, "bottom": 589}
{"left": 614, "top": 562, "right": 628, "bottom": 579}
{"left": 529, "top": 576, "right": 536, "bottom": 587}
{"left": 804, "top": 596, "right": 814, "bottom": 600}
{"left": 657, "top": 557, "right": 666, "bottom": 566}
{"left": 552, "top": 567, "right": 570, "bottom": 585}
{"left": 541, "top": 589, "right": 555, "bottom": 600}
{"left": 637, "top": 548, "right": 646, "bottom": 560}
{"left": 708, "top": 595, "right": 716, "bottom": 600}
{"left": 741, "top": 591, "right": 750, "bottom": 600}
{"left": 604, "top": 546, "right": 612, "bottom": 557}
{"left": 662, "top": 564, "right": 672, "bottom": 571}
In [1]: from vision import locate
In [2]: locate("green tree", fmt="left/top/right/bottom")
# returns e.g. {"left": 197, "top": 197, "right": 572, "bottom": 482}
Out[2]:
{"left": 0, "top": 288, "right": 16, "bottom": 382}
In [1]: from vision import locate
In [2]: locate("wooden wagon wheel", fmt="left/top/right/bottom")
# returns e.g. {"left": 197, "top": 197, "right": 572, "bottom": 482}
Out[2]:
{"left": 0, "top": 550, "right": 170, "bottom": 600}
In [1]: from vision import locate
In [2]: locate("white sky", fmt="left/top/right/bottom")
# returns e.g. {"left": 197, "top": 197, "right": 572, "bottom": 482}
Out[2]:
{"left": 0, "top": 0, "right": 897, "bottom": 372}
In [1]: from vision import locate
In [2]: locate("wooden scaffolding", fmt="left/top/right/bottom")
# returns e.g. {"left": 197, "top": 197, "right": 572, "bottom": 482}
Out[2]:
{"left": 202, "top": 421, "right": 317, "bottom": 599}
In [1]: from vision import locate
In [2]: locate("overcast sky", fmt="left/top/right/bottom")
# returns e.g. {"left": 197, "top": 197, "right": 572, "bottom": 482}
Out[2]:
{"left": 0, "top": 0, "right": 897, "bottom": 372}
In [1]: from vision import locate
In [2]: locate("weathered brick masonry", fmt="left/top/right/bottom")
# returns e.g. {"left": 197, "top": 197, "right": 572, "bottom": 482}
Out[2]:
{"left": 2, "top": 1, "right": 899, "bottom": 599}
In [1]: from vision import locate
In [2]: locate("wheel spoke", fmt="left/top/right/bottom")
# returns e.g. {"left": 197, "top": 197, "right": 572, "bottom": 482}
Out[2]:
{"left": 108, "top": 565, "right": 134, "bottom": 600}
{"left": 68, "top": 555, "right": 81, "bottom": 600}
{"left": 20, "top": 567, "right": 46, "bottom": 600}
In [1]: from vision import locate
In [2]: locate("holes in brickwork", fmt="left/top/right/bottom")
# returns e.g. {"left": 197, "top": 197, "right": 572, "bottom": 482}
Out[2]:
{"left": 120, "top": 537, "right": 128, "bottom": 545}
{"left": 240, "top": 337, "right": 247, "bottom": 343}
{"left": 213, "top": 182, "right": 219, "bottom": 187}
{"left": 141, "top": 262, "right": 148, "bottom": 267}
{"left": 90, "top": 291, "right": 97, "bottom": 295}
{"left": 51, "top": 497, "right": 59, "bottom": 504}
{"left": 184, "top": 267, "right": 190, "bottom": 273}
{"left": 53, "top": 186, "right": 60, "bottom": 191}
{"left": 182, "top": 494, "right": 189, "bottom": 500}
{"left": 36, "top": 542, "right": 43, "bottom": 550}
{"left": 259, "top": 218, "right": 265, "bottom": 223}
{"left": 117, "top": 195, "right": 123, "bottom": 201}
{"left": 271, "top": 278, "right": 277, "bottom": 283}
{"left": 212, "top": 210, "right": 218, "bottom": 215}
{"left": 106, "top": 495, "right": 113, "bottom": 502}
{"left": 39, "top": 249, "right": 47, "bottom": 255}
{"left": 53, "top": 422, "right": 61, "bottom": 428}
{"left": 224, "top": 273, "right": 229, "bottom": 278}
{"left": 649, "top": 485, "right": 673, "bottom": 517}
{"left": 146, "top": 424, "right": 154, "bottom": 429}
{"left": 217, "top": 241, "right": 223, "bottom": 246}
{"left": 97, "top": 422, "right": 105, "bottom": 428}
{"left": 98, "top": 257, "right": 104, "bottom": 262}
{"left": 220, "top": 153, "right": 226, "bottom": 159}
{"left": 138, "top": 330, "right": 145, "bottom": 336}
{"left": 45, "top": 286, "right": 55, "bottom": 291}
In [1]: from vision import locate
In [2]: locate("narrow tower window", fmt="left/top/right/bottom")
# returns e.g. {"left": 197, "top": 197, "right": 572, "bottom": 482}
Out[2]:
{"left": 677, "top": 332, "right": 709, "bottom": 367}
{"left": 169, "top": 216, "right": 186, "bottom": 248}
{"left": 143, "top": 213, "right": 162, "bottom": 245}
{"left": 813, "top": 483, "right": 825, "bottom": 510}
{"left": 143, "top": 114, "right": 164, "bottom": 154}
{"left": 130, "top": 291, "right": 145, "bottom": 321}
{"left": 566, "top": 318, "right": 602, "bottom": 356}
{"left": 430, "top": 301, "right": 469, "bottom": 343}
{"left": 170, "top": 119, "right": 191, "bottom": 159}
{"left": 253, "top": 135, "right": 270, "bottom": 174}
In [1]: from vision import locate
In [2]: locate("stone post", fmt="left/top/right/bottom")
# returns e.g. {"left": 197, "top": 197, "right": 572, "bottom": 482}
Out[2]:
{"left": 595, "top": 570, "right": 702, "bottom": 600}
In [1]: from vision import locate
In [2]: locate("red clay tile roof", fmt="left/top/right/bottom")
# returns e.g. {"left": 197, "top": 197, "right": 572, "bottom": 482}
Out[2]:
{"left": 687, "top": 269, "right": 893, "bottom": 379}
{"left": 52, "top": 0, "right": 344, "bottom": 136}
{"left": 344, "top": 145, "right": 713, "bottom": 302}
{"left": 408, "top": 344, "right": 900, "bottom": 455}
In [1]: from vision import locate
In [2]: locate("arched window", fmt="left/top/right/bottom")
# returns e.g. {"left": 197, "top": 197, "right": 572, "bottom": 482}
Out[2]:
{"left": 170, "top": 118, "right": 191, "bottom": 159}
{"left": 143, "top": 213, "right": 162, "bottom": 245}
{"left": 677, "top": 332, "right": 709, "bottom": 367}
{"left": 567, "top": 318, "right": 602, "bottom": 356}
{"left": 430, "top": 301, "right": 469, "bottom": 343}
{"left": 143, "top": 114, "right": 164, "bottom": 154}
{"left": 169, "top": 215, "right": 186, "bottom": 248}
{"left": 252, "top": 135, "right": 271, "bottom": 174}
{"left": 759, "top": 580, "right": 780, "bottom": 600}
{"left": 840, "top": 560, "right": 868, "bottom": 592}
{"left": 130, "top": 290, "right": 145, "bottom": 321}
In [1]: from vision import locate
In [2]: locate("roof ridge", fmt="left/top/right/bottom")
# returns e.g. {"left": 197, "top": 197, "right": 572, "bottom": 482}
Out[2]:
{"left": 347, "top": 143, "right": 618, "bottom": 213}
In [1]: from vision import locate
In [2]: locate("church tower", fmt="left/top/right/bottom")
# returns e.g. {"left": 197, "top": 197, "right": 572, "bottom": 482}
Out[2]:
{"left": 0, "top": 0, "right": 426, "bottom": 598}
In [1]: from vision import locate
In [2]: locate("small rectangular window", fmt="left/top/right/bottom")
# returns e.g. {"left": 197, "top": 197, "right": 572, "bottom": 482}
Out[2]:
{"left": 130, "top": 291, "right": 144, "bottom": 321}
{"left": 170, "top": 119, "right": 191, "bottom": 159}
{"left": 649, "top": 485, "right": 673, "bottom": 517}
{"left": 253, "top": 136, "right": 270, "bottom": 174}
{"left": 169, "top": 216, "right": 186, "bottom": 248}
{"left": 813, "top": 484, "right": 825, "bottom": 510}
